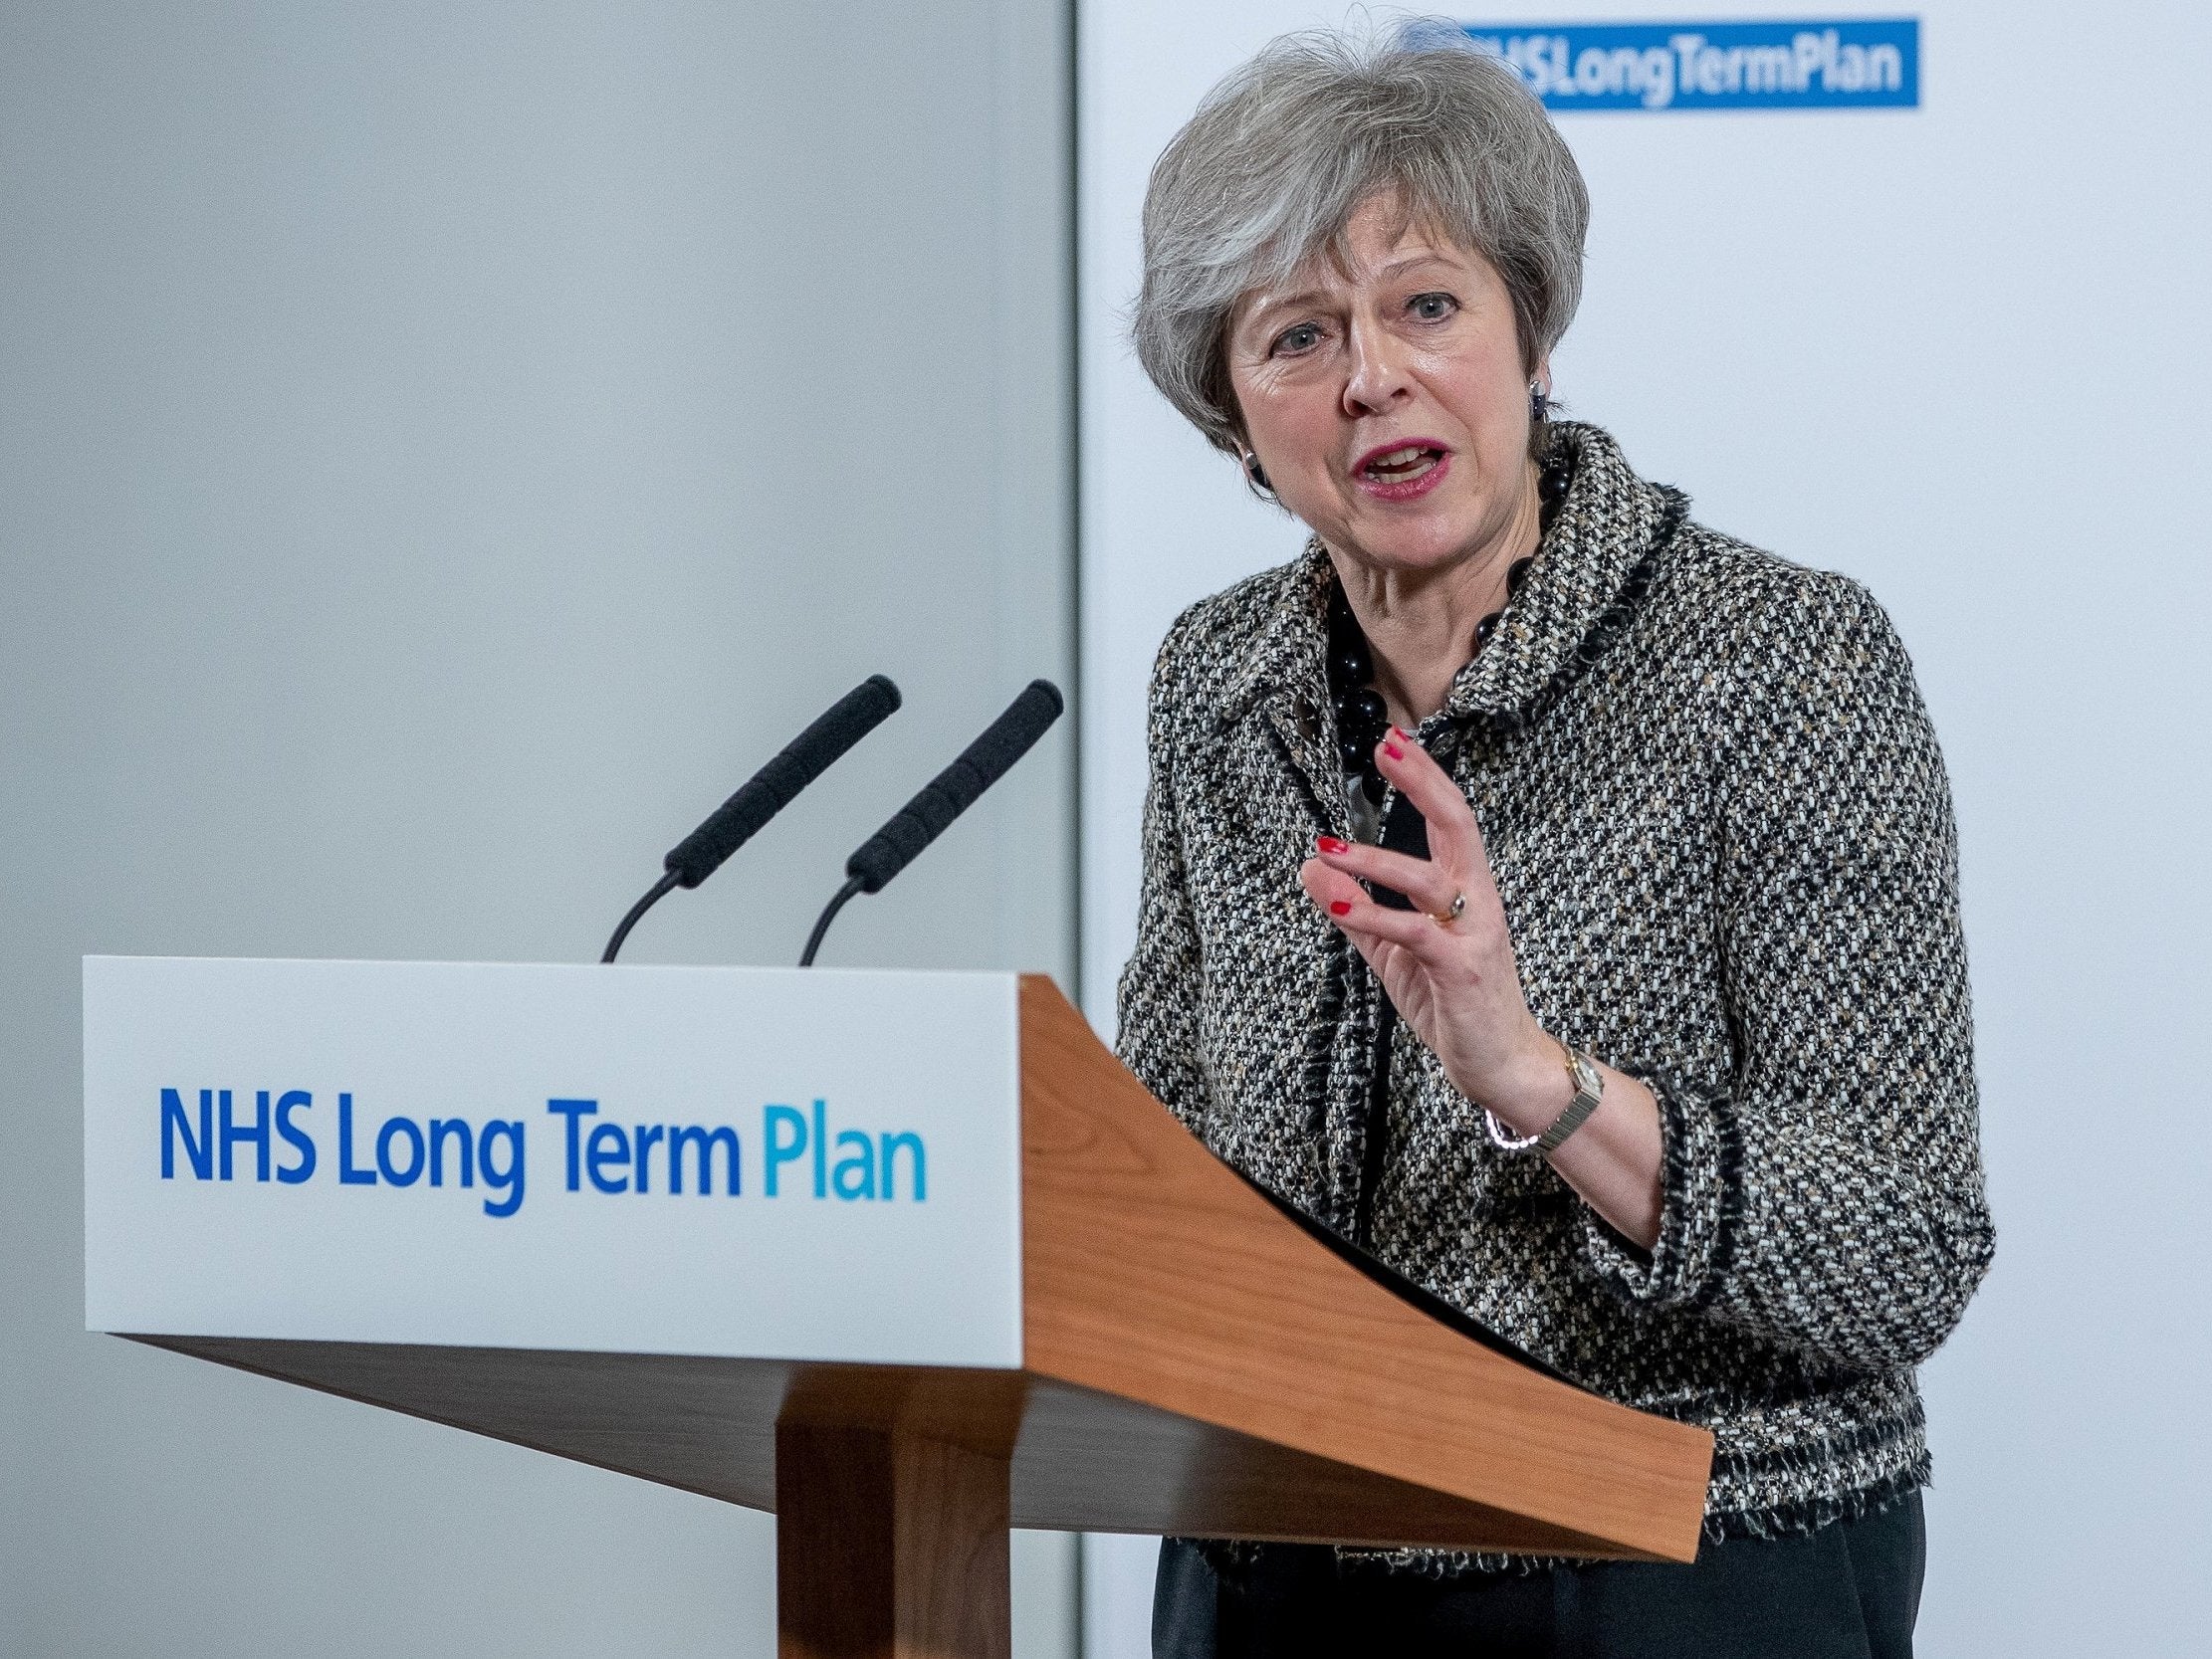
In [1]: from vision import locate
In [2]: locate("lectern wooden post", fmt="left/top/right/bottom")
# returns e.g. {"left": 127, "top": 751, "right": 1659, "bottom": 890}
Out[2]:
{"left": 85, "top": 959, "right": 1713, "bottom": 1659}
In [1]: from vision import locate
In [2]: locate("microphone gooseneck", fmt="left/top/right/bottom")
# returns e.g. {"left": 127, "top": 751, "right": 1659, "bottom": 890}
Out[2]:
{"left": 796, "top": 876, "right": 866, "bottom": 969}
{"left": 798, "top": 678, "right": 1064, "bottom": 966}
{"left": 600, "top": 870, "right": 679, "bottom": 964}
{"left": 600, "top": 674, "right": 902, "bottom": 964}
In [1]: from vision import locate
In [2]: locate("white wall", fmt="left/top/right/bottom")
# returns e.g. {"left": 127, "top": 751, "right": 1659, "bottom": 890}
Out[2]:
{"left": 0, "top": 3, "right": 1076, "bottom": 1654}
{"left": 1077, "top": 4, "right": 2212, "bottom": 1654}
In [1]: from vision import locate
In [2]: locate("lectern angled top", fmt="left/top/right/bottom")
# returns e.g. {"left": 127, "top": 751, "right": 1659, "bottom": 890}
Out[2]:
{"left": 84, "top": 954, "right": 1712, "bottom": 1578}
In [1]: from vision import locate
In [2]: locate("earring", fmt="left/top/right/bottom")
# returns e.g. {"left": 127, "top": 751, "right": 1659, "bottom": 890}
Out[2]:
{"left": 1243, "top": 453, "right": 1272, "bottom": 493}
{"left": 1528, "top": 381, "right": 1549, "bottom": 423}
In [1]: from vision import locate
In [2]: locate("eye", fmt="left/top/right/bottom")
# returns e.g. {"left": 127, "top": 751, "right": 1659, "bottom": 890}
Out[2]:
{"left": 1270, "top": 321, "right": 1324, "bottom": 357}
{"left": 1408, "top": 291, "right": 1458, "bottom": 321}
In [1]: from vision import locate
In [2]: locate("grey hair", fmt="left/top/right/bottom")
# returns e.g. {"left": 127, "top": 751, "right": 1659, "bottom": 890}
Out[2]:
{"left": 1133, "top": 24, "right": 1589, "bottom": 458}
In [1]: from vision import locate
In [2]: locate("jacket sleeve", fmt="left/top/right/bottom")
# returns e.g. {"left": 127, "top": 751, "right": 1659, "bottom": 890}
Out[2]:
{"left": 1582, "top": 570, "right": 1995, "bottom": 1372}
{"left": 1113, "top": 613, "right": 1212, "bottom": 1134}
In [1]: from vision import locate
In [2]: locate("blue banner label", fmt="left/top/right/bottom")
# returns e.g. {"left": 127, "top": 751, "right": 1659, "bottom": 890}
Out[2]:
{"left": 1456, "top": 19, "right": 1919, "bottom": 110}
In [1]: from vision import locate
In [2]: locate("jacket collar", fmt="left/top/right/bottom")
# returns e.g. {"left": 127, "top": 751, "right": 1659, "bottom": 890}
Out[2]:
{"left": 1218, "top": 423, "right": 1683, "bottom": 734}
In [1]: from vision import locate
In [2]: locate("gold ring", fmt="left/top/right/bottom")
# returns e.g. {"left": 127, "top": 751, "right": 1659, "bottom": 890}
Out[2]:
{"left": 1428, "top": 891, "right": 1467, "bottom": 928}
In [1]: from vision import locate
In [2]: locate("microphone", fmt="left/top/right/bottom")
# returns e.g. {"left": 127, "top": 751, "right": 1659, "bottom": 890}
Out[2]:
{"left": 662, "top": 675, "right": 902, "bottom": 889}
{"left": 600, "top": 675, "right": 902, "bottom": 963}
{"left": 799, "top": 678, "right": 1064, "bottom": 966}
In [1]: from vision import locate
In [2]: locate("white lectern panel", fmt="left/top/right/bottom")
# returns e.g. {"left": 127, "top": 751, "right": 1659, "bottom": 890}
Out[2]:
{"left": 84, "top": 957, "right": 1022, "bottom": 1367}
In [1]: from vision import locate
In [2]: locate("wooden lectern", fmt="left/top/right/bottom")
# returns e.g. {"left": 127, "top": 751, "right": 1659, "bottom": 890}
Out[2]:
{"left": 88, "top": 963, "right": 1711, "bottom": 1659}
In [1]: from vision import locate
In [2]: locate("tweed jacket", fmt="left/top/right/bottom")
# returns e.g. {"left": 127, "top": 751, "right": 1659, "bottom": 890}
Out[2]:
{"left": 1114, "top": 422, "right": 1995, "bottom": 1562}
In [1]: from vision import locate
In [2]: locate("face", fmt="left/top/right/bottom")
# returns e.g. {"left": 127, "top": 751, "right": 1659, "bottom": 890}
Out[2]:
{"left": 1225, "top": 192, "right": 1542, "bottom": 578}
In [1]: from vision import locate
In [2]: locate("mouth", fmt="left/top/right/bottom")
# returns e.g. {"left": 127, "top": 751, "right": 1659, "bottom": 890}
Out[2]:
{"left": 1352, "top": 440, "right": 1451, "bottom": 500}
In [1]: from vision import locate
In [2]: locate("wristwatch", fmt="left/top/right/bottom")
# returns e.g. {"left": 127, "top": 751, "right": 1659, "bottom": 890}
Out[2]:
{"left": 1538, "top": 1047, "right": 1605, "bottom": 1153}
{"left": 1484, "top": 1042, "right": 1605, "bottom": 1154}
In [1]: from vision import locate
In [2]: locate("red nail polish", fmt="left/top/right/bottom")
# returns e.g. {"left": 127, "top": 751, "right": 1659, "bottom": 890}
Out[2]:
{"left": 1382, "top": 742, "right": 1405, "bottom": 760}
{"left": 1316, "top": 835, "right": 1349, "bottom": 854}
{"left": 1391, "top": 726, "right": 1412, "bottom": 741}
{"left": 1329, "top": 900, "right": 1353, "bottom": 917}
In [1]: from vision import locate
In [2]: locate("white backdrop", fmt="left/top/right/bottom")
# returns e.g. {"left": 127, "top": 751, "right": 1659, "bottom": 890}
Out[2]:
{"left": 1076, "top": 3, "right": 2212, "bottom": 1654}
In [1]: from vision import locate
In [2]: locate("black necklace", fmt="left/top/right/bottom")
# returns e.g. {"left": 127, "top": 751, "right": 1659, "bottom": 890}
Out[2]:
{"left": 1325, "top": 448, "right": 1574, "bottom": 807}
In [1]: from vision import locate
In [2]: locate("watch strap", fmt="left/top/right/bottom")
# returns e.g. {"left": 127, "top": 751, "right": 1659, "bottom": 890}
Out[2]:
{"left": 1534, "top": 1048, "right": 1604, "bottom": 1154}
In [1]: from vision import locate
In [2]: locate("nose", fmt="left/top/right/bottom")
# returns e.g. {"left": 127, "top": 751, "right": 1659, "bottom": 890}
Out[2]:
{"left": 1341, "top": 315, "right": 1415, "bottom": 418}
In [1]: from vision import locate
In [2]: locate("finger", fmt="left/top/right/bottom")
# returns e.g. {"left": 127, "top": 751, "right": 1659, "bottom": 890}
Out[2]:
{"left": 1329, "top": 896, "right": 1452, "bottom": 956}
{"left": 1310, "top": 836, "right": 1462, "bottom": 920}
{"left": 1298, "top": 855, "right": 1366, "bottom": 912}
{"left": 1373, "top": 728, "right": 1493, "bottom": 881}
{"left": 1300, "top": 860, "right": 1457, "bottom": 959}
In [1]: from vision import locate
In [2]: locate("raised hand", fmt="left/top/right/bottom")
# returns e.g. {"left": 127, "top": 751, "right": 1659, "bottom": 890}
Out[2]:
{"left": 1296, "top": 726, "right": 1561, "bottom": 1123}
{"left": 1297, "top": 726, "right": 1663, "bottom": 1246}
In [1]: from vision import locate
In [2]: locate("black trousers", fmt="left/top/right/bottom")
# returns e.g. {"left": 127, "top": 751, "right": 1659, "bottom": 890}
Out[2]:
{"left": 1153, "top": 1493, "right": 1925, "bottom": 1659}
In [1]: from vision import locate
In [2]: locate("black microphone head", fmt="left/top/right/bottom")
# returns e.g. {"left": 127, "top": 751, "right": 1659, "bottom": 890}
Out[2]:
{"left": 981, "top": 679, "right": 1063, "bottom": 764}
{"left": 844, "top": 679, "right": 1063, "bottom": 894}
{"left": 663, "top": 674, "right": 900, "bottom": 889}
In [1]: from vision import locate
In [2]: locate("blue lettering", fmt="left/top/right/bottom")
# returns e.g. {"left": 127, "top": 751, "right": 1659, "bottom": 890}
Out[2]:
{"left": 160, "top": 1087, "right": 213, "bottom": 1180}
{"left": 376, "top": 1116, "right": 425, "bottom": 1186}
{"left": 585, "top": 1122, "right": 630, "bottom": 1193}
{"left": 811, "top": 1099, "right": 828, "bottom": 1198}
{"left": 880, "top": 1132, "right": 926, "bottom": 1202}
{"left": 428, "top": 1118, "right": 475, "bottom": 1187}
{"left": 219, "top": 1089, "right": 270, "bottom": 1182}
{"left": 338, "top": 1092, "right": 376, "bottom": 1185}
{"left": 1468, "top": 19, "right": 1915, "bottom": 111}
{"left": 631, "top": 1123, "right": 665, "bottom": 1193}
{"left": 832, "top": 1129, "right": 876, "bottom": 1201}
{"left": 669, "top": 1124, "right": 741, "bottom": 1196}
{"left": 479, "top": 1120, "right": 525, "bottom": 1217}
{"left": 547, "top": 1098, "right": 596, "bottom": 1191}
{"left": 765, "top": 1105, "right": 807, "bottom": 1196}
{"left": 275, "top": 1090, "right": 316, "bottom": 1184}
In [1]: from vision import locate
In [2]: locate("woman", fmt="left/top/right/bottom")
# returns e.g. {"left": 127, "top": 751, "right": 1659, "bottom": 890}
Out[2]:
{"left": 1118, "top": 26, "right": 1994, "bottom": 1659}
